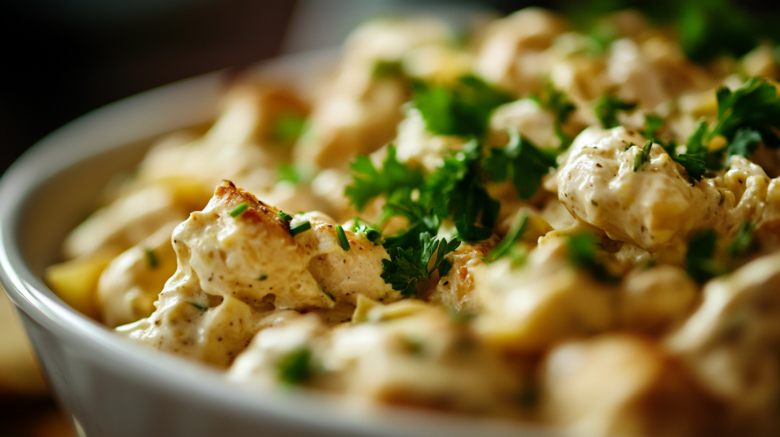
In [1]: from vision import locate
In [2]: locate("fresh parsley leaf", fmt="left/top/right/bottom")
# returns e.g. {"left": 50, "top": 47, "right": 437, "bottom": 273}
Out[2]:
{"left": 672, "top": 153, "right": 708, "bottom": 181}
{"left": 272, "top": 112, "right": 307, "bottom": 143}
{"left": 345, "top": 144, "right": 425, "bottom": 211}
{"left": 728, "top": 221, "right": 754, "bottom": 259}
{"left": 566, "top": 232, "right": 618, "bottom": 283}
{"left": 276, "top": 347, "right": 315, "bottom": 385}
{"left": 726, "top": 128, "right": 762, "bottom": 165}
{"left": 686, "top": 229, "right": 726, "bottom": 283}
{"left": 484, "top": 128, "right": 559, "bottom": 200}
{"left": 381, "top": 233, "right": 461, "bottom": 298}
{"left": 632, "top": 140, "right": 653, "bottom": 172}
{"left": 532, "top": 83, "right": 576, "bottom": 149}
{"left": 425, "top": 141, "right": 499, "bottom": 242}
{"left": 487, "top": 213, "right": 528, "bottom": 262}
{"left": 594, "top": 96, "right": 637, "bottom": 129}
{"left": 413, "top": 75, "right": 513, "bottom": 138}
{"left": 712, "top": 78, "right": 780, "bottom": 149}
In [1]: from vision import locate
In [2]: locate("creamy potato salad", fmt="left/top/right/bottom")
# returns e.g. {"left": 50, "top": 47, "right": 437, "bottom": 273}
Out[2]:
{"left": 46, "top": 5, "right": 780, "bottom": 436}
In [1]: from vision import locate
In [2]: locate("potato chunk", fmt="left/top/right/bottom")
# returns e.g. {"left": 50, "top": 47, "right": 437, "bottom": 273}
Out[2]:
{"left": 542, "top": 335, "right": 724, "bottom": 437}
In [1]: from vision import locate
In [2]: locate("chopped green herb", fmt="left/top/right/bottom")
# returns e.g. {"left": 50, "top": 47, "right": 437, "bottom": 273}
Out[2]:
{"left": 413, "top": 75, "right": 513, "bottom": 138}
{"left": 336, "top": 225, "right": 350, "bottom": 251}
{"left": 676, "top": 0, "right": 758, "bottom": 63}
{"left": 401, "top": 336, "right": 425, "bottom": 356}
{"left": 381, "top": 233, "right": 461, "bottom": 298}
{"left": 257, "top": 274, "right": 268, "bottom": 281}
{"left": 686, "top": 229, "right": 726, "bottom": 283}
{"left": 277, "top": 163, "right": 302, "bottom": 184}
{"left": 632, "top": 140, "right": 653, "bottom": 172}
{"left": 290, "top": 221, "right": 312, "bottom": 237}
{"left": 272, "top": 112, "right": 307, "bottom": 143}
{"left": 644, "top": 115, "right": 664, "bottom": 140}
{"left": 728, "top": 222, "right": 754, "bottom": 259}
{"left": 276, "top": 347, "right": 315, "bottom": 385}
{"left": 144, "top": 248, "right": 159, "bottom": 269}
{"left": 425, "top": 140, "right": 499, "bottom": 242}
{"left": 566, "top": 232, "right": 618, "bottom": 282}
{"left": 345, "top": 145, "right": 424, "bottom": 211}
{"left": 352, "top": 219, "right": 382, "bottom": 243}
{"left": 189, "top": 302, "right": 208, "bottom": 312}
{"left": 278, "top": 210, "right": 293, "bottom": 222}
{"left": 726, "top": 128, "right": 762, "bottom": 165}
{"left": 487, "top": 213, "right": 529, "bottom": 262}
{"left": 229, "top": 202, "right": 249, "bottom": 218}
{"left": 321, "top": 288, "right": 335, "bottom": 301}
{"left": 372, "top": 59, "right": 405, "bottom": 79}
{"left": 594, "top": 95, "right": 637, "bottom": 129}
{"left": 532, "top": 83, "right": 576, "bottom": 149}
{"left": 484, "top": 128, "right": 559, "bottom": 200}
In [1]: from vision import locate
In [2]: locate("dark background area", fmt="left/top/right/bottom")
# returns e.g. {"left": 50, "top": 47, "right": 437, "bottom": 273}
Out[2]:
{"left": 1, "top": 0, "right": 779, "bottom": 176}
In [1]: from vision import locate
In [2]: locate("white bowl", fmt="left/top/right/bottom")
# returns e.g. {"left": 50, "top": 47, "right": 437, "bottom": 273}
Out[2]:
{"left": 0, "top": 52, "right": 559, "bottom": 437}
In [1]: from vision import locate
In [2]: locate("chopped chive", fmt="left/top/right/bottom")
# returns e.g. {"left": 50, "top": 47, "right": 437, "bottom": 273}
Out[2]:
{"left": 336, "top": 225, "right": 350, "bottom": 251}
{"left": 257, "top": 274, "right": 268, "bottom": 281}
{"left": 189, "top": 302, "right": 208, "bottom": 312}
{"left": 278, "top": 210, "right": 293, "bottom": 221}
{"left": 321, "top": 288, "right": 335, "bottom": 301}
{"left": 290, "top": 220, "right": 312, "bottom": 237}
{"left": 144, "top": 248, "right": 159, "bottom": 269}
{"left": 229, "top": 202, "right": 249, "bottom": 218}
{"left": 632, "top": 140, "right": 653, "bottom": 172}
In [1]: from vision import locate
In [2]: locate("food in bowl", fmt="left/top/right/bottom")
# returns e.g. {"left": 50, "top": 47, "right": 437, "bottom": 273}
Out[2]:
{"left": 45, "top": 5, "right": 780, "bottom": 436}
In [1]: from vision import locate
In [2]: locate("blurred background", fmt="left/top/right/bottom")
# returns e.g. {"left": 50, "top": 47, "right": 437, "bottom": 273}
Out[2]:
{"left": 1, "top": 0, "right": 779, "bottom": 435}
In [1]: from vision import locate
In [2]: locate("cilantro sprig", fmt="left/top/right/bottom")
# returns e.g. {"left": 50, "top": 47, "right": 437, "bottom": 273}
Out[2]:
{"left": 531, "top": 83, "right": 576, "bottom": 149}
{"left": 484, "top": 128, "right": 559, "bottom": 199}
{"left": 381, "top": 233, "right": 461, "bottom": 298}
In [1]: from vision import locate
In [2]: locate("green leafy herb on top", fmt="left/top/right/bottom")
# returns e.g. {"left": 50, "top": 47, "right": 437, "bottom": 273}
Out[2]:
{"left": 531, "top": 83, "right": 576, "bottom": 150}
{"left": 566, "top": 232, "right": 618, "bottom": 282}
{"left": 486, "top": 212, "right": 529, "bottom": 262}
{"left": 424, "top": 140, "right": 499, "bottom": 242}
{"left": 278, "top": 210, "right": 293, "bottom": 222}
{"left": 632, "top": 140, "right": 653, "bottom": 171}
{"left": 381, "top": 233, "right": 461, "bottom": 298}
{"left": 676, "top": 0, "right": 758, "bottom": 63}
{"left": 484, "top": 128, "right": 559, "bottom": 200}
{"left": 413, "top": 75, "right": 514, "bottom": 138}
{"left": 671, "top": 78, "right": 780, "bottom": 181}
{"left": 594, "top": 96, "right": 637, "bottom": 129}
{"left": 345, "top": 144, "right": 425, "bottom": 211}
{"left": 276, "top": 347, "right": 315, "bottom": 385}
{"left": 686, "top": 229, "right": 726, "bottom": 283}
{"left": 272, "top": 112, "right": 307, "bottom": 143}
{"left": 728, "top": 221, "right": 755, "bottom": 259}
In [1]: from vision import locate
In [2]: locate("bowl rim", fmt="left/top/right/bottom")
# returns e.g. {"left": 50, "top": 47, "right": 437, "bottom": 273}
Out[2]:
{"left": 0, "top": 51, "right": 557, "bottom": 437}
